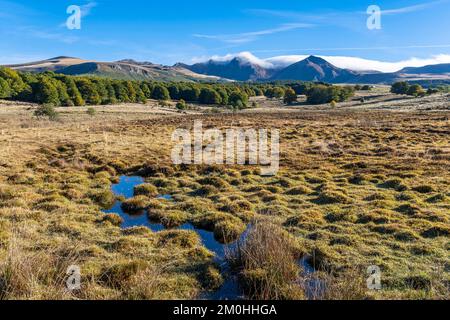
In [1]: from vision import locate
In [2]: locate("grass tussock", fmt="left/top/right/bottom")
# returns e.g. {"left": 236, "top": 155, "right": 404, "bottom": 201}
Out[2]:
{"left": 227, "top": 221, "right": 304, "bottom": 300}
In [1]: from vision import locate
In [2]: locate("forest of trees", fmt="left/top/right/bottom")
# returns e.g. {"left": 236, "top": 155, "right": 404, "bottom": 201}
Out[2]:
{"left": 0, "top": 67, "right": 358, "bottom": 108}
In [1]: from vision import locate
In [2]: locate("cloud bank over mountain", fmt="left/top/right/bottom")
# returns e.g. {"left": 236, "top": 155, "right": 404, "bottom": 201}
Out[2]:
{"left": 192, "top": 52, "right": 450, "bottom": 73}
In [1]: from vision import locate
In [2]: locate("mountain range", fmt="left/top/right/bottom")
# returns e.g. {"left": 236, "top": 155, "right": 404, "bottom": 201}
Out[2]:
{"left": 3, "top": 56, "right": 450, "bottom": 84}
{"left": 3, "top": 56, "right": 224, "bottom": 82}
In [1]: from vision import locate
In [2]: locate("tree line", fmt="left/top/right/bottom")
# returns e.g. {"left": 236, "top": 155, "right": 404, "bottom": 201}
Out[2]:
{"left": 390, "top": 81, "right": 450, "bottom": 97}
{"left": 0, "top": 67, "right": 358, "bottom": 108}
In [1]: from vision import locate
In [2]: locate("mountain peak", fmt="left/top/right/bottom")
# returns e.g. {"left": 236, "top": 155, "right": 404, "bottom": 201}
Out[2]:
{"left": 48, "top": 56, "right": 78, "bottom": 61}
{"left": 305, "top": 55, "right": 328, "bottom": 64}
{"left": 272, "top": 55, "right": 356, "bottom": 82}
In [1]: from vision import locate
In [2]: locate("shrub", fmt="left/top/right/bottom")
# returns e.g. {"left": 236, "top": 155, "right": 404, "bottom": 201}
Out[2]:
{"left": 0, "top": 78, "right": 11, "bottom": 98}
{"left": 158, "top": 100, "right": 171, "bottom": 107}
{"left": 283, "top": 88, "right": 297, "bottom": 105}
{"left": 86, "top": 107, "right": 96, "bottom": 116}
{"left": 175, "top": 99, "right": 187, "bottom": 110}
{"left": 34, "top": 104, "right": 58, "bottom": 120}
{"left": 229, "top": 91, "right": 248, "bottom": 109}
{"left": 391, "top": 81, "right": 409, "bottom": 94}
{"left": 151, "top": 85, "right": 170, "bottom": 101}
{"left": 407, "top": 84, "right": 425, "bottom": 97}
{"left": 306, "top": 85, "right": 354, "bottom": 105}
{"left": 199, "top": 88, "right": 222, "bottom": 104}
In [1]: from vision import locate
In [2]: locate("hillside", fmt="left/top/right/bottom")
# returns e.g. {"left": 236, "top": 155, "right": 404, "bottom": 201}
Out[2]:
{"left": 5, "top": 57, "right": 225, "bottom": 82}
{"left": 4, "top": 56, "right": 450, "bottom": 84}
{"left": 271, "top": 55, "right": 359, "bottom": 82}
{"left": 178, "top": 57, "right": 275, "bottom": 81}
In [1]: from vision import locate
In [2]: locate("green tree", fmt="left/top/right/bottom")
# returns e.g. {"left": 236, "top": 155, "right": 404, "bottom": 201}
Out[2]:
{"left": 176, "top": 99, "right": 187, "bottom": 110}
{"left": 283, "top": 88, "right": 298, "bottom": 105}
{"left": 63, "top": 77, "right": 84, "bottom": 106}
{"left": 34, "top": 77, "right": 60, "bottom": 105}
{"left": 306, "top": 85, "right": 334, "bottom": 104}
{"left": 152, "top": 84, "right": 170, "bottom": 101}
{"left": 272, "top": 87, "right": 285, "bottom": 99}
{"left": 141, "top": 83, "right": 152, "bottom": 99}
{"left": 199, "top": 87, "right": 222, "bottom": 104}
{"left": 0, "top": 67, "right": 27, "bottom": 97}
{"left": 125, "top": 81, "right": 137, "bottom": 102}
{"left": 76, "top": 79, "right": 101, "bottom": 105}
{"left": 229, "top": 91, "right": 248, "bottom": 109}
{"left": 407, "top": 84, "right": 425, "bottom": 97}
{"left": 216, "top": 88, "right": 229, "bottom": 105}
{"left": 0, "top": 78, "right": 11, "bottom": 99}
{"left": 337, "top": 86, "right": 355, "bottom": 102}
{"left": 54, "top": 80, "right": 73, "bottom": 106}
{"left": 168, "top": 85, "right": 180, "bottom": 100}
{"left": 104, "top": 81, "right": 117, "bottom": 104}
{"left": 180, "top": 86, "right": 200, "bottom": 102}
{"left": 133, "top": 82, "right": 147, "bottom": 104}
{"left": 113, "top": 81, "right": 130, "bottom": 102}
{"left": 391, "top": 82, "right": 410, "bottom": 94}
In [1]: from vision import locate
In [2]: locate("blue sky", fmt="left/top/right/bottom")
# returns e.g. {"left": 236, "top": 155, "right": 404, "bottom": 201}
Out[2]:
{"left": 1, "top": 0, "right": 449, "bottom": 71}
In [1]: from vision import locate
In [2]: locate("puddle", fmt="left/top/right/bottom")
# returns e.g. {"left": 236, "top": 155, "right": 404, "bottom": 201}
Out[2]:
{"left": 105, "top": 176, "right": 320, "bottom": 300}
{"left": 104, "top": 176, "right": 245, "bottom": 300}
{"left": 299, "top": 256, "right": 325, "bottom": 299}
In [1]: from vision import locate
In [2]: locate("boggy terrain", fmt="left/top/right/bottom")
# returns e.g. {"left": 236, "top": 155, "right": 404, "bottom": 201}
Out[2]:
{"left": 0, "top": 98, "right": 449, "bottom": 300}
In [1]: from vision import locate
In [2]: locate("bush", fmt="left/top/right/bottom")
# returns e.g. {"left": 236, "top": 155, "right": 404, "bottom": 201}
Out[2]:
{"left": 0, "top": 78, "right": 11, "bottom": 99}
{"left": 427, "top": 88, "right": 439, "bottom": 95}
{"left": 391, "top": 81, "right": 409, "bottom": 94}
{"left": 158, "top": 100, "right": 171, "bottom": 107}
{"left": 407, "top": 84, "right": 425, "bottom": 97}
{"left": 306, "top": 85, "right": 354, "bottom": 105}
{"left": 151, "top": 85, "right": 170, "bottom": 101}
{"left": 34, "top": 104, "right": 58, "bottom": 120}
{"left": 229, "top": 91, "right": 248, "bottom": 109}
{"left": 283, "top": 88, "right": 297, "bottom": 105}
{"left": 86, "top": 107, "right": 96, "bottom": 116}
{"left": 175, "top": 99, "right": 187, "bottom": 110}
{"left": 199, "top": 87, "right": 222, "bottom": 104}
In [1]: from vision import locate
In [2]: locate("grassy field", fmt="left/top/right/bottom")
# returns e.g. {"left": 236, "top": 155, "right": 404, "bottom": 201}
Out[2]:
{"left": 0, "top": 90, "right": 449, "bottom": 300}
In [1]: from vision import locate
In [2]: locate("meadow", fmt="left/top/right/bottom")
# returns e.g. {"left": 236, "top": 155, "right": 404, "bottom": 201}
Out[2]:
{"left": 0, "top": 91, "right": 449, "bottom": 300}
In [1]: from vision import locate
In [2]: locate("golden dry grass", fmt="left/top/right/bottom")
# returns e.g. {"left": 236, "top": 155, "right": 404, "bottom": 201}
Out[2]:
{"left": 0, "top": 97, "right": 449, "bottom": 300}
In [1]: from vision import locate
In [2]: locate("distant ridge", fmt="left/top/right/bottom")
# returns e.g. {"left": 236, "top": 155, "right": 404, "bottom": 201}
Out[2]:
{"left": 180, "top": 57, "right": 276, "bottom": 81}
{"left": 271, "top": 55, "right": 359, "bottom": 82}
{"left": 4, "top": 57, "right": 227, "bottom": 82}
{"left": 2, "top": 56, "right": 450, "bottom": 84}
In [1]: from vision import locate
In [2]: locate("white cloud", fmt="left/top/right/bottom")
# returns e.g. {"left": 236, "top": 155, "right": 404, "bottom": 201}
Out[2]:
{"left": 193, "top": 23, "right": 313, "bottom": 44}
{"left": 381, "top": 0, "right": 447, "bottom": 15}
{"left": 192, "top": 52, "right": 450, "bottom": 73}
{"left": 192, "top": 52, "right": 274, "bottom": 68}
{"left": 80, "top": 2, "right": 97, "bottom": 17}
